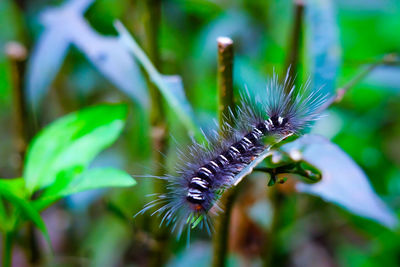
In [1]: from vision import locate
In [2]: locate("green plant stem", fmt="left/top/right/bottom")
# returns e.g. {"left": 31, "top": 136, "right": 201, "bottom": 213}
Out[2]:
{"left": 261, "top": 3, "right": 305, "bottom": 265}
{"left": 212, "top": 37, "right": 235, "bottom": 267}
{"left": 283, "top": 0, "right": 304, "bottom": 93}
{"left": 2, "top": 232, "right": 14, "bottom": 267}
{"left": 5, "top": 42, "right": 30, "bottom": 174}
{"left": 140, "top": 1, "right": 170, "bottom": 266}
{"left": 142, "top": 0, "right": 163, "bottom": 127}
{"left": 211, "top": 188, "right": 237, "bottom": 267}
{"left": 217, "top": 37, "right": 235, "bottom": 125}
{"left": 256, "top": 162, "right": 322, "bottom": 184}
{"left": 5, "top": 42, "right": 42, "bottom": 265}
{"left": 322, "top": 53, "right": 399, "bottom": 110}
{"left": 140, "top": 0, "right": 167, "bottom": 171}
{"left": 28, "top": 223, "right": 41, "bottom": 264}
{"left": 263, "top": 189, "right": 284, "bottom": 267}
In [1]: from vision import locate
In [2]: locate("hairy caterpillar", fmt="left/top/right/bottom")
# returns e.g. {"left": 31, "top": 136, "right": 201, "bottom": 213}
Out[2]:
{"left": 139, "top": 73, "right": 328, "bottom": 237}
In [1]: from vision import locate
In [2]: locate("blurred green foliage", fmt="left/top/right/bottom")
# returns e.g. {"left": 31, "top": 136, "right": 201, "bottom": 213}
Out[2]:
{"left": 0, "top": 0, "right": 399, "bottom": 266}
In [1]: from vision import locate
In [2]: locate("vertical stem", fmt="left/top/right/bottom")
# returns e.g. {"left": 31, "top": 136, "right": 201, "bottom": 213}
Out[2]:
{"left": 264, "top": 2, "right": 304, "bottom": 263}
{"left": 212, "top": 37, "right": 235, "bottom": 267}
{"left": 321, "top": 53, "right": 399, "bottom": 110}
{"left": 27, "top": 224, "right": 41, "bottom": 264}
{"left": 212, "top": 188, "right": 237, "bottom": 267}
{"left": 5, "top": 42, "right": 41, "bottom": 265}
{"left": 140, "top": 0, "right": 169, "bottom": 266}
{"left": 142, "top": 0, "right": 164, "bottom": 127}
{"left": 217, "top": 37, "right": 235, "bottom": 126}
{"left": 140, "top": 0, "right": 166, "bottom": 166}
{"left": 5, "top": 42, "right": 29, "bottom": 174}
{"left": 2, "top": 232, "right": 14, "bottom": 267}
{"left": 262, "top": 188, "right": 284, "bottom": 266}
{"left": 283, "top": 0, "right": 304, "bottom": 93}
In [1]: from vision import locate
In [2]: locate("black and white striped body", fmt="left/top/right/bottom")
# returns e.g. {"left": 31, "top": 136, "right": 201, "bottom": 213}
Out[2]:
{"left": 186, "top": 116, "right": 288, "bottom": 208}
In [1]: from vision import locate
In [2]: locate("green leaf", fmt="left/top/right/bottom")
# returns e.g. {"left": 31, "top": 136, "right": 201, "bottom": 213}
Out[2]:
{"left": 115, "top": 21, "right": 201, "bottom": 138}
{"left": 24, "top": 104, "right": 127, "bottom": 195}
{"left": 282, "top": 134, "right": 398, "bottom": 229}
{"left": 0, "top": 188, "right": 51, "bottom": 246}
{"left": 0, "top": 178, "right": 26, "bottom": 198}
{"left": 57, "top": 167, "right": 135, "bottom": 195}
{"left": 0, "top": 178, "right": 25, "bottom": 230}
{"left": 34, "top": 168, "right": 136, "bottom": 211}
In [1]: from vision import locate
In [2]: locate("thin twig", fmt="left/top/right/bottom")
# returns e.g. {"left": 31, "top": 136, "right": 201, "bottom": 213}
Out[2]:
{"left": 217, "top": 37, "right": 235, "bottom": 126}
{"left": 212, "top": 187, "right": 237, "bottom": 267}
{"left": 263, "top": 188, "right": 284, "bottom": 267}
{"left": 262, "top": 2, "right": 305, "bottom": 265}
{"left": 5, "top": 42, "right": 42, "bottom": 265}
{"left": 142, "top": 0, "right": 163, "bottom": 128}
{"left": 5, "top": 42, "right": 29, "bottom": 174}
{"left": 284, "top": 0, "right": 304, "bottom": 92}
{"left": 139, "top": 1, "right": 170, "bottom": 266}
{"left": 322, "top": 53, "right": 399, "bottom": 110}
{"left": 2, "top": 231, "right": 14, "bottom": 267}
{"left": 212, "top": 37, "right": 235, "bottom": 267}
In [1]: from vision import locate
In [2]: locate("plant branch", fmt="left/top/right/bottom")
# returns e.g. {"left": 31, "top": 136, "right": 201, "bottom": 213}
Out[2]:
{"left": 262, "top": 3, "right": 305, "bottom": 265}
{"left": 217, "top": 37, "right": 235, "bottom": 125}
{"left": 262, "top": 187, "right": 284, "bottom": 267}
{"left": 142, "top": 0, "right": 163, "bottom": 127}
{"left": 5, "top": 42, "right": 42, "bottom": 265}
{"left": 212, "top": 37, "right": 235, "bottom": 267}
{"left": 284, "top": 0, "right": 304, "bottom": 91}
{"left": 322, "top": 53, "right": 399, "bottom": 110}
{"left": 256, "top": 164, "right": 321, "bottom": 186}
{"left": 212, "top": 187, "right": 237, "bottom": 267}
{"left": 2, "top": 232, "right": 14, "bottom": 267}
{"left": 139, "top": 1, "right": 170, "bottom": 266}
{"left": 5, "top": 42, "right": 29, "bottom": 174}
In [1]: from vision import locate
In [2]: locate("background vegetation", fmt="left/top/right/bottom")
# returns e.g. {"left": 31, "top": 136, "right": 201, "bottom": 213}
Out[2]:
{"left": 0, "top": 0, "right": 399, "bottom": 266}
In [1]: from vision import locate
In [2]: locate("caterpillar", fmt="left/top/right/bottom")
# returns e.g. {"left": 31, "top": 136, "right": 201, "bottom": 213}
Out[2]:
{"left": 138, "top": 73, "right": 328, "bottom": 237}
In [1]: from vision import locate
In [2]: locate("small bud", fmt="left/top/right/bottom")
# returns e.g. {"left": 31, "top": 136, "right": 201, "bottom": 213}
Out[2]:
{"left": 5, "top": 41, "right": 27, "bottom": 61}
{"left": 289, "top": 149, "right": 302, "bottom": 161}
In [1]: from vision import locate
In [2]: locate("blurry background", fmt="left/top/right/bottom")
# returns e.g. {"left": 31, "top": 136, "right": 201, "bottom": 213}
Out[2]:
{"left": 0, "top": 0, "right": 399, "bottom": 266}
